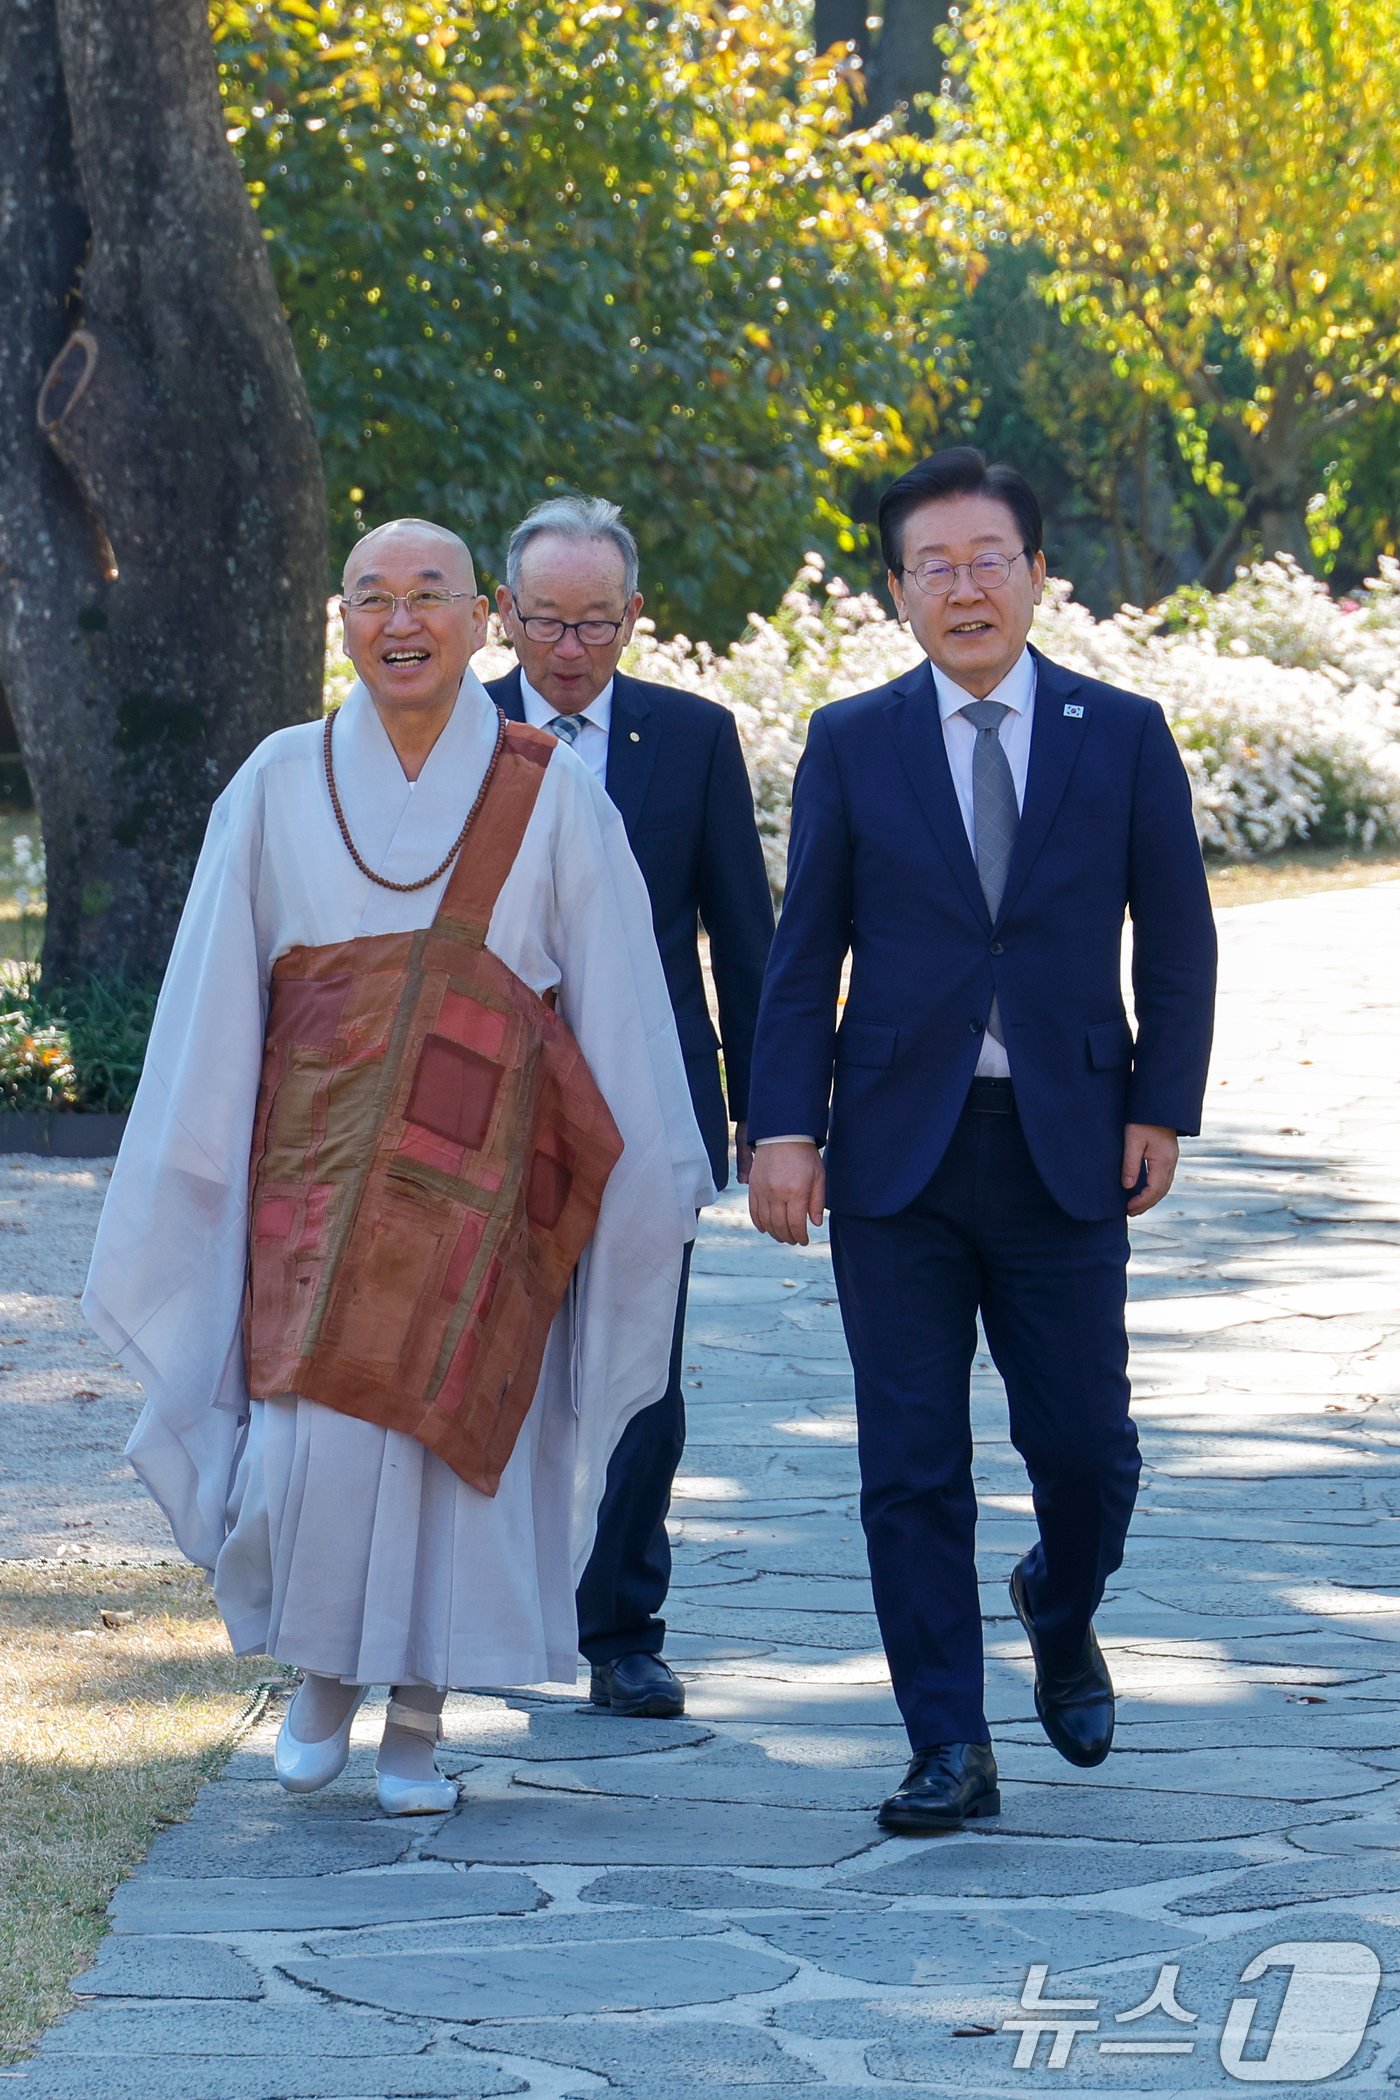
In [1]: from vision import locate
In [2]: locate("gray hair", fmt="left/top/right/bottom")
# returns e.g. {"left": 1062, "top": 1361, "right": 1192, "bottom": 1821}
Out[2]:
{"left": 505, "top": 495, "right": 639, "bottom": 600}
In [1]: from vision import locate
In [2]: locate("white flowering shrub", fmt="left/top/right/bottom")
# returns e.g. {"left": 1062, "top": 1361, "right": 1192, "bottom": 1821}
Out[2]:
{"left": 1030, "top": 563, "right": 1400, "bottom": 858}
{"left": 621, "top": 557, "right": 1400, "bottom": 881}
{"left": 614, "top": 560, "right": 924, "bottom": 894}
{"left": 320, "top": 555, "right": 1400, "bottom": 890}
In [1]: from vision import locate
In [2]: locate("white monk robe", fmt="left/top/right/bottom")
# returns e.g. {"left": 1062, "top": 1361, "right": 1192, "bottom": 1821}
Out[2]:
{"left": 83, "top": 673, "right": 714, "bottom": 1688}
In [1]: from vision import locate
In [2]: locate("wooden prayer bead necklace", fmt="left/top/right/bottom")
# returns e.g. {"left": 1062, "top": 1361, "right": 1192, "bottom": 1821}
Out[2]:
{"left": 323, "top": 704, "right": 507, "bottom": 893}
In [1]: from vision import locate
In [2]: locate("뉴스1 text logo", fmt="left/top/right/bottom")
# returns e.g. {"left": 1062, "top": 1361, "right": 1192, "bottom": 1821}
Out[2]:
{"left": 1002, "top": 1942, "right": 1382, "bottom": 2082}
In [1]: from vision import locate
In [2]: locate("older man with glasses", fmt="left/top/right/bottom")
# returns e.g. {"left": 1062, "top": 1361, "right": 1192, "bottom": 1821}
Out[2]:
{"left": 486, "top": 495, "right": 774, "bottom": 1721}
{"left": 747, "top": 448, "right": 1217, "bottom": 1834}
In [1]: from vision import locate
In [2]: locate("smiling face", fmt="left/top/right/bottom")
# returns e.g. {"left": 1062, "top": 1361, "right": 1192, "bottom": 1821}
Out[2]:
{"left": 889, "top": 491, "right": 1046, "bottom": 698}
{"left": 497, "top": 532, "right": 642, "bottom": 714}
{"left": 341, "top": 522, "right": 488, "bottom": 724}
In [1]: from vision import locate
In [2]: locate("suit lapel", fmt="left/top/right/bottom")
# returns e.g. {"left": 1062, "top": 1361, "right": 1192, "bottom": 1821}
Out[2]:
{"left": 494, "top": 666, "right": 526, "bottom": 724}
{"left": 883, "top": 661, "right": 990, "bottom": 929}
{"left": 604, "top": 674, "right": 658, "bottom": 835}
{"left": 994, "top": 650, "right": 1090, "bottom": 922}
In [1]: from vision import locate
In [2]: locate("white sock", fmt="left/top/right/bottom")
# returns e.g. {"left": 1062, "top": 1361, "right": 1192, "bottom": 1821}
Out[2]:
{"left": 288, "top": 1673, "right": 362, "bottom": 1744}
{"left": 377, "top": 1687, "right": 447, "bottom": 1783}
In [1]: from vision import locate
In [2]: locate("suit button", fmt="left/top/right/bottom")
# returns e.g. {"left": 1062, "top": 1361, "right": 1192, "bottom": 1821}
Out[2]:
{"left": 990, "top": 940, "right": 1005, "bottom": 956}
{"left": 969, "top": 1019, "right": 982, "bottom": 1033}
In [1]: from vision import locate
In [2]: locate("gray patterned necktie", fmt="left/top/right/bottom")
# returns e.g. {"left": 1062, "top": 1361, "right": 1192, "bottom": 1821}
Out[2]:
{"left": 960, "top": 699, "right": 1018, "bottom": 1043}
{"left": 547, "top": 712, "right": 581, "bottom": 745}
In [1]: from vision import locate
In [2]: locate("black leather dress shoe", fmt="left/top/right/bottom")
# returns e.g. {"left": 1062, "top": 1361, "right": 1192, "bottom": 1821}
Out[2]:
{"left": 1009, "top": 1558, "right": 1115, "bottom": 1767}
{"left": 589, "top": 1653, "right": 686, "bottom": 1718}
{"left": 876, "top": 1742, "right": 1001, "bottom": 1834}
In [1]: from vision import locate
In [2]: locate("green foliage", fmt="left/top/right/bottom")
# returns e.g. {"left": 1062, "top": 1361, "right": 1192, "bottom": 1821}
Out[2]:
{"left": 214, "top": 0, "right": 958, "bottom": 640}
{"left": 945, "top": 0, "right": 1400, "bottom": 570}
{"left": 1325, "top": 399, "right": 1400, "bottom": 591}
{"left": 0, "top": 974, "right": 156, "bottom": 1114}
{"left": 948, "top": 247, "right": 1225, "bottom": 609}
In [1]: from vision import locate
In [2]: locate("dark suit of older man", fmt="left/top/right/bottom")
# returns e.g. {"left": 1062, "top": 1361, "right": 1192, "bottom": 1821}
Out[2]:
{"left": 486, "top": 495, "right": 772, "bottom": 1718}
{"left": 489, "top": 661, "right": 772, "bottom": 1184}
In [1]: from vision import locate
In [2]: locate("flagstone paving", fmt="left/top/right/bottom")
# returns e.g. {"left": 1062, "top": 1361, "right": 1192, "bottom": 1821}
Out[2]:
{"left": 5, "top": 881, "right": 1400, "bottom": 2095}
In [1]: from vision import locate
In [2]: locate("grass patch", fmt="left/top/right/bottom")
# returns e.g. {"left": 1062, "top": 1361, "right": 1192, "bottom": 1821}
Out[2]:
{"left": 0, "top": 909, "right": 45, "bottom": 968}
{"left": 0, "top": 1562, "right": 287, "bottom": 2066}
{"left": 0, "top": 809, "right": 43, "bottom": 967}
{"left": 1207, "top": 843, "right": 1400, "bottom": 907}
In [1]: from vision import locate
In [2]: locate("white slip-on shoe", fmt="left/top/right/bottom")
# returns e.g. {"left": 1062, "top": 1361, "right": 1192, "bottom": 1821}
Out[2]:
{"left": 375, "top": 1696, "right": 459, "bottom": 1816}
{"left": 274, "top": 1683, "right": 368, "bottom": 1795}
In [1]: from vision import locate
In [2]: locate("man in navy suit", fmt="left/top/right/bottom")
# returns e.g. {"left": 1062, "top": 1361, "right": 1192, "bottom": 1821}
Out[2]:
{"left": 486, "top": 495, "right": 774, "bottom": 1718}
{"left": 747, "top": 448, "right": 1216, "bottom": 1831}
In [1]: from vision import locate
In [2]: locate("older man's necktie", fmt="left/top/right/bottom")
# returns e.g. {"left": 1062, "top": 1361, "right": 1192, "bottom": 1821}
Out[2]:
{"left": 960, "top": 699, "right": 1018, "bottom": 1044}
{"left": 547, "top": 713, "right": 581, "bottom": 745}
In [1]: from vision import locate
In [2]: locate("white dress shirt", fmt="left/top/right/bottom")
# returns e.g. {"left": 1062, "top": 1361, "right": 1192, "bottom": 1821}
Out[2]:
{"left": 758, "top": 645, "right": 1036, "bottom": 1143}
{"left": 519, "top": 669, "right": 613, "bottom": 787}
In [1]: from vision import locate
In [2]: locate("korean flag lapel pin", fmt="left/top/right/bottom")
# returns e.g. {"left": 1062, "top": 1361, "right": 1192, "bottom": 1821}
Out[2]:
{"left": 1063, "top": 702, "right": 1084, "bottom": 718}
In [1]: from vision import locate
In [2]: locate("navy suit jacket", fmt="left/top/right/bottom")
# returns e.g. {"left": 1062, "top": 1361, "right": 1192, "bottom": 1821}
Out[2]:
{"left": 486, "top": 665, "right": 774, "bottom": 1190}
{"left": 747, "top": 648, "right": 1217, "bottom": 1221}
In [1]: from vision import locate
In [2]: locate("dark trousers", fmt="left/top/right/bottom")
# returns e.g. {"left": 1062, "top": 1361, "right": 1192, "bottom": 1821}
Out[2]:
{"left": 576, "top": 1243, "right": 693, "bottom": 1666}
{"left": 829, "top": 1089, "right": 1139, "bottom": 1750}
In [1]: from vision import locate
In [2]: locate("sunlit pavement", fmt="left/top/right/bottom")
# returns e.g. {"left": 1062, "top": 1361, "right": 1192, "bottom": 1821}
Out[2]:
{"left": 11, "top": 882, "right": 1400, "bottom": 2097}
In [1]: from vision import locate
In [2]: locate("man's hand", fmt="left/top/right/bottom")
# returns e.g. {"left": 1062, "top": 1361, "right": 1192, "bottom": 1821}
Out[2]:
{"left": 748, "top": 1140, "right": 825, "bottom": 1245}
{"left": 734, "top": 1120, "right": 755, "bottom": 1186}
{"left": 1122, "top": 1123, "right": 1179, "bottom": 1217}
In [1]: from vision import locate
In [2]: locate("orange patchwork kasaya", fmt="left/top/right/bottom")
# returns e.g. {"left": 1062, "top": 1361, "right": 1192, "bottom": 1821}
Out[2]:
{"left": 243, "top": 719, "right": 623, "bottom": 1496}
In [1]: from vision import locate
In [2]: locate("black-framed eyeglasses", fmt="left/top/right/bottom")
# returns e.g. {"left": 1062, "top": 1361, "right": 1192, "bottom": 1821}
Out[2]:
{"left": 902, "top": 550, "right": 1030, "bottom": 596}
{"left": 341, "top": 589, "right": 473, "bottom": 616}
{"left": 512, "top": 609, "right": 627, "bottom": 646}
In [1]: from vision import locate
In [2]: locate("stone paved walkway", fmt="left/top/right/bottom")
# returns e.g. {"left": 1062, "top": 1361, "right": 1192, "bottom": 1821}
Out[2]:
{"left": 7, "top": 882, "right": 1400, "bottom": 2097}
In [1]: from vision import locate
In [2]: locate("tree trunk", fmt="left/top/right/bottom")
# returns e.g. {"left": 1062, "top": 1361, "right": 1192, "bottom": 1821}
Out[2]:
{"left": 0, "top": 0, "right": 327, "bottom": 988}
{"left": 1252, "top": 369, "right": 1319, "bottom": 569}
{"left": 814, "top": 0, "right": 870, "bottom": 68}
{"left": 1250, "top": 485, "right": 1315, "bottom": 570}
{"left": 1196, "top": 509, "right": 1250, "bottom": 593}
{"left": 867, "top": 0, "right": 952, "bottom": 121}
{"left": 1198, "top": 412, "right": 1315, "bottom": 585}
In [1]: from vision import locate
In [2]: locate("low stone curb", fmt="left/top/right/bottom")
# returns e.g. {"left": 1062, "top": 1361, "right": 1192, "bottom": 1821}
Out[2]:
{"left": 0, "top": 1111, "right": 127, "bottom": 1156}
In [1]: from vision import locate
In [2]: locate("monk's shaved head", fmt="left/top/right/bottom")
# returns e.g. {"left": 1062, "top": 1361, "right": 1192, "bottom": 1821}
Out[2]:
{"left": 340, "top": 517, "right": 489, "bottom": 735}
{"left": 343, "top": 518, "right": 477, "bottom": 593}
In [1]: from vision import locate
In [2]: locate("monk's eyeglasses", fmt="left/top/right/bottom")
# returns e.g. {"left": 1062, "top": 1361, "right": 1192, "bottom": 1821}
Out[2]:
{"left": 342, "top": 589, "right": 474, "bottom": 617}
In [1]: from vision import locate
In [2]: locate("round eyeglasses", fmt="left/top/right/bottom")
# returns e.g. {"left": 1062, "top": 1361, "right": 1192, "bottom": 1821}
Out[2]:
{"left": 342, "top": 589, "right": 473, "bottom": 616}
{"left": 902, "top": 551, "right": 1030, "bottom": 596}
